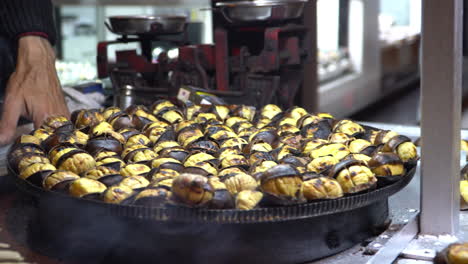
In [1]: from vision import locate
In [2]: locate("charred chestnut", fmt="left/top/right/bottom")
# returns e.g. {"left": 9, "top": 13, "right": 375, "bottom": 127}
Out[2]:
{"left": 368, "top": 152, "right": 406, "bottom": 179}
{"left": 69, "top": 178, "right": 107, "bottom": 199}
{"left": 41, "top": 115, "right": 73, "bottom": 132}
{"left": 187, "top": 140, "right": 219, "bottom": 155}
{"left": 147, "top": 168, "right": 180, "bottom": 182}
{"left": 306, "top": 156, "right": 339, "bottom": 175}
{"left": 235, "top": 190, "right": 263, "bottom": 210}
{"left": 84, "top": 166, "right": 123, "bottom": 187}
{"left": 329, "top": 159, "right": 377, "bottom": 193}
{"left": 151, "top": 158, "right": 184, "bottom": 172}
{"left": 208, "top": 177, "right": 235, "bottom": 209}
{"left": 333, "top": 120, "right": 364, "bottom": 136}
{"left": 20, "top": 163, "right": 56, "bottom": 186}
{"left": 103, "top": 185, "right": 134, "bottom": 204}
{"left": 171, "top": 173, "right": 214, "bottom": 207}
{"left": 72, "top": 109, "right": 104, "bottom": 132}
{"left": 120, "top": 163, "right": 151, "bottom": 177}
{"left": 259, "top": 164, "right": 304, "bottom": 205}
{"left": 222, "top": 172, "right": 258, "bottom": 195}
{"left": 133, "top": 188, "right": 172, "bottom": 207}
{"left": 122, "top": 145, "right": 157, "bottom": 164}
{"left": 43, "top": 170, "right": 80, "bottom": 192}
{"left": 310, "top": 143, "right": 350, "bottom": 161}
{"left": 382, "top": 135, "right": 418, "bottom": 164}
{"left": 119, "top": 175, "right": 150, "bottom": 191}
{"left": 85, "top": 132, "right": 124, "bottom": 156}
{"left": 302, "top": 177, "right": 343, "bottom": 201}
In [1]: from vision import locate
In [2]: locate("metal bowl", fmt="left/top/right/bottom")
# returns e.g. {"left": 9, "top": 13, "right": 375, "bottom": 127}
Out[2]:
{"left": 215, "top": 0, "right": 308, "bottom": 23}
{"left": 106, "top": 15, "right": 187, "bottom": 35}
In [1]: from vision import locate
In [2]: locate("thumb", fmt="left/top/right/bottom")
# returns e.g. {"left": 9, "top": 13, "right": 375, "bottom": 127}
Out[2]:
{"left": 0, "top": 95, "right": 23, "bottom": 145}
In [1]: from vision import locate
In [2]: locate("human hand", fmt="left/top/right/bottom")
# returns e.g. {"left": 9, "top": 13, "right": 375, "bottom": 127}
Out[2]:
{"left": 0, "top": 36, "right": 69, "bottom": 144}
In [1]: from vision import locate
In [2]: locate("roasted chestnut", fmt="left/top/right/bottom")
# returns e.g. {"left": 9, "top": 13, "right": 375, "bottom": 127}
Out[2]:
{"left": 151, "top": 158, "right": 184, "bottom": 172}
{"left": 259, "top": 164, "right": 304, "bottom": 205}
{"left": 261, "top": 104, "right": 282, "bottom": 120}
{"left": 231, "top": 105, "right": 256, "bottom": 122}
{"left": 302, "top": 139, "right": 328, "bottom": 154}
{"left": 31, "top": 128, "right": 53, "bottom": 143}
{"left": 145, "top": 126, "right": 175, "bottom": 145}
{"left": 90, "top": 121, "right": 114, "bottom": 137}
{"left": 220, "top": 154, "right": 249, "bottom": 170}
{"left": 184, "top": 161, "right": 218, "bottom": 177}
{"left": 248, "top": 151, "right": 275, "bottom": 165}
{"left": 147, "top": 168, "right": 180, "bottom": 182}
{"left": 14, "top": 152, "right": 50, "bottom": 174}
{"left": 69, "top": 178, "right": 107, "bottom": 199}
{"left": 218, "top": 147, "right": 241, "bottom": 161}
{"left": 208, "top": 177, "right": 235, "bottom": 209}
{"left": 43, "top": 170, "right": 80, "bottom": 192}
{"left": 125, "top": 133, "right": 150, "bottom": 148}
{"left": 109, "top": 113, "right": 136, "bottom": 131}
{"left": 307, "top": 156, "right": 339, "bottom": 175}
{"left": 85, "top": 132, "right": 125, "bottom": 156}
{"left": 120, "top": 163, "right": 151, "bottom": 177}
{"left": 122, "top": 146, "right": 157, "bottom": 164}
{"left": 382, "top": 135, "right": 418, "bottom": 164}
{"left": 184, "top": 152, "right": 218, "bottom": 167}
{"left": 153, "top": 141, "right": 180, "bottom": 154}
{"left": 235, "top": 190, "right": 263, "bottom": 210}
{"left": 158, "top": 147, "right": 189, "bottom": 162}
{"left": 119, "top": 176, "right": 150, "bottom": 190}
{"left": 96, "top": 157, "right": 125, "bottom": 171}
{"left": 310, "top": 143, "right": 350, "bottom": 161}
{"left": 222, "top": 172, "right": 258, "bottom": 195}
{"left": 158, "top": 108, "right": 184, "bottom": 124}
{"left": 302, "top": 177, "right": 343, "bottom": 201}
{"left": 72, "top": 109, "right": 104, "bottom": 132}
{"left": 301, "top": 120, "right": 332, "bottom": 139}
{"left": 171, "top": 173, "right": 214, "bottom": 207}
{"left": 368, "top": 152, "right": 406, "bottom": 180}
{"left": 19, "top": 162, "right": 56, "bottom": 186}
{"left": 102, "top": 106, "right": 122, "bottom": 120}
{"left": 250, "top": 160, "right": 278, "bottom": 175}
{"left": 329, "top": 159, "right": 377, "bottom": 193}
{"left": 133, "top": 188, "right": 172, "bottom": 207}
{"left": 41, "top": 115, "right": 73, "bottom": 132}
{"left": 84, "top": 166, "right": 123, "bottom": 187}
{"left": 333, "top": 120, "right": 364, "bottom": 136}
{"left": 329, "top": 133, "right": 353, "bottom": 144}
{"left": 187, "top": 140, "right": 219, "bottom": 155}
{"left": 434, "top": 243, "right": 468, "bottom": 264}
{"left": 103, "top": 185, "right": 134, "bottom": 204}
{"left": 373, "top": 130, "right": 399, "bottom": 145}
{"left": 52, "top": 147, "right": 96, "bottom": 175}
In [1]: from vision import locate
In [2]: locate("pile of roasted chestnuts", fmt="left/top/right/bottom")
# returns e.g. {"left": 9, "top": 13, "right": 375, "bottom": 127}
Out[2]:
{"left": 8, "top": 101, "right": 419, "bottom": 210}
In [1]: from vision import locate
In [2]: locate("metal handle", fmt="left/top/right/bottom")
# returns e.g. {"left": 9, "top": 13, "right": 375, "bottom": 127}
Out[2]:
{"left": 104, "top": 21, "right": 116, "bottom": 34}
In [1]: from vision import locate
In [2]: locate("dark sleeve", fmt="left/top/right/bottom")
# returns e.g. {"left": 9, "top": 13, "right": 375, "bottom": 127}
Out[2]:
{"left": 0, "top": 0, "right": 57, "bottom": 45}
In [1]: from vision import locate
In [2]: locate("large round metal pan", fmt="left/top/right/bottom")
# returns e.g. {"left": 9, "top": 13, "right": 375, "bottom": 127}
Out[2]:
{"left": 215, "top": 0, "right": 308, "bottom": 23}
{"left": 10, "top": 167, "right": 416, "bottom": 263}
{"left": 106, "top": 15, "right": 187, "bottom": 35}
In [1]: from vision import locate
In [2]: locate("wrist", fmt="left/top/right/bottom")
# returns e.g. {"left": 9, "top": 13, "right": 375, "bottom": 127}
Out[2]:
{"left": 17, "top": 36, "right": 56, "bottom": 63}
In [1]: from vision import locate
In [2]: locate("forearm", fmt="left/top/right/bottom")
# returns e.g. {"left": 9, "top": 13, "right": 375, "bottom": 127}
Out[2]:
{"left": 0, "top": 0, "right": 57, "bottom": 45}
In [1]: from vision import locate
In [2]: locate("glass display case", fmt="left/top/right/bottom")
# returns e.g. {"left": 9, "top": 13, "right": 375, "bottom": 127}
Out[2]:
{"left": 53, "top": 0, "right": 212, "bottom": 85}
{"left": 316, "top": 0, "right": 421, "bottom": 118}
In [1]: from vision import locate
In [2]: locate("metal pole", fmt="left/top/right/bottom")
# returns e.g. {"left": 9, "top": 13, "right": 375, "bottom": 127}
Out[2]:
{"left": 302, "top": 0, "right": 318, "bottom": 112}
{"left": 420, "top": 0, "right": 463, "bottom": 235}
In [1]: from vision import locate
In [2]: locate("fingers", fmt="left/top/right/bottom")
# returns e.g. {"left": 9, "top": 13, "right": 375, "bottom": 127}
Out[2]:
{"left": 0, "top": 93, "right": 23, "bottom": 145}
